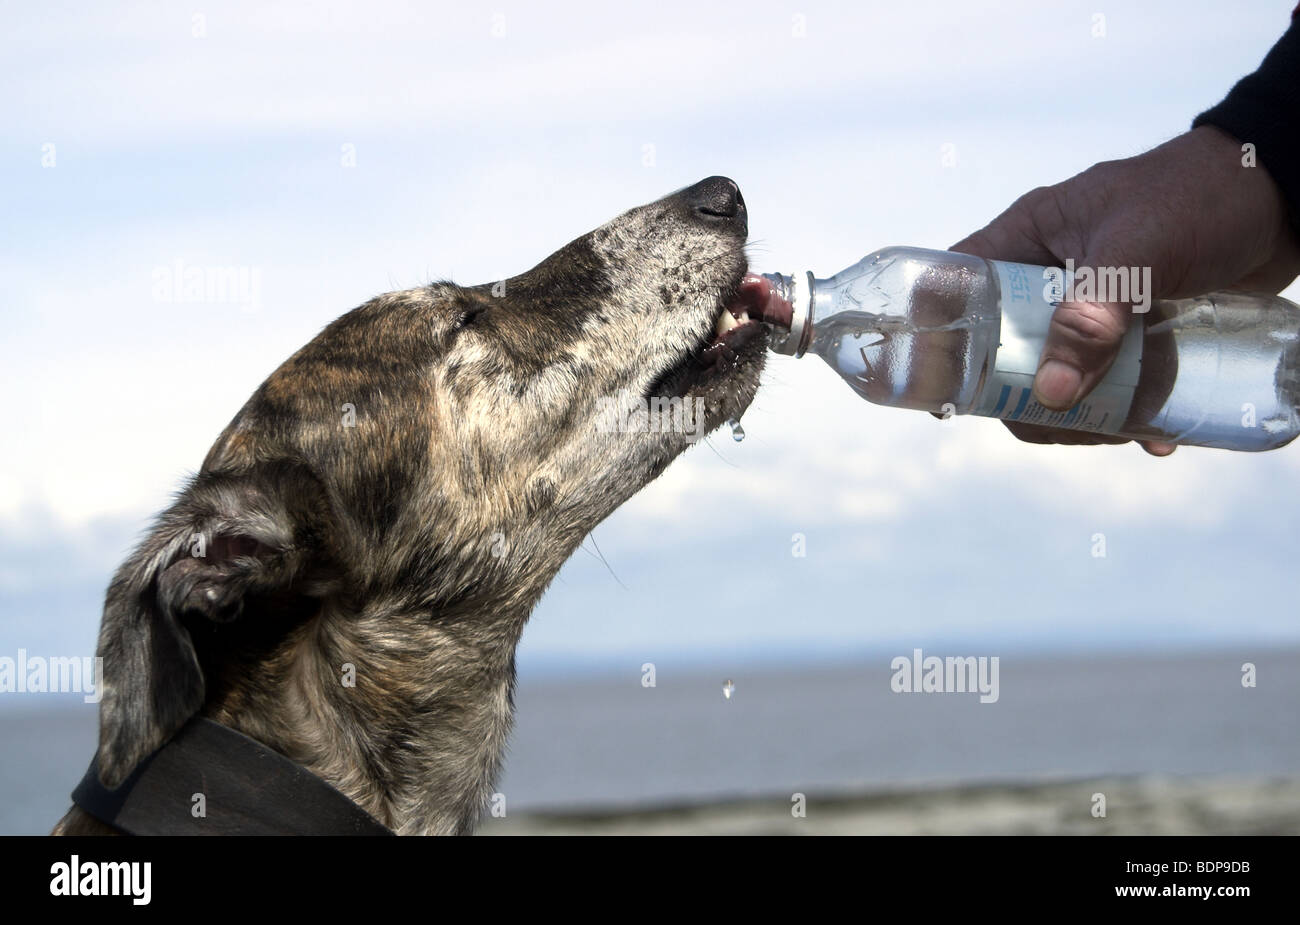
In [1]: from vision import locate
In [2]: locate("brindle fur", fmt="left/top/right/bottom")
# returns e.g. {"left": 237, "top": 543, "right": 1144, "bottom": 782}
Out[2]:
{"left": 53, "top": 178, "right": 765, "bottom": 835}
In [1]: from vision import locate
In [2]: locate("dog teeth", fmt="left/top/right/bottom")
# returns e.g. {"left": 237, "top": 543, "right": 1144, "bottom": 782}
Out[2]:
{"left": 715, "top": 310, "right": 750, "bottom": 338}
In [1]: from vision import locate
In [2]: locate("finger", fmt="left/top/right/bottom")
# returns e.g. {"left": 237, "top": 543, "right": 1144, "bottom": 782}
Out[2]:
{"left": 1231, "top": 243, "right": 1300, "bottom": 293}
{"left": 1003, "top": 420, "right": 1131, "bottom": 446}
{"left": 1140, "top": 440, "right": 1177, "bottom": 457}
{"left": 1034, "top": 299, "right": 1131, "bottom": 411}
{"left": 1033, "top": 247, "right": 1136, "bottom": 411}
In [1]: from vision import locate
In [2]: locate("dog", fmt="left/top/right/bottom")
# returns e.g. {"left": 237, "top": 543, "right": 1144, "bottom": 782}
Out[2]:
{"left": 53, "top": 176, "right": 769, "bottom": 835}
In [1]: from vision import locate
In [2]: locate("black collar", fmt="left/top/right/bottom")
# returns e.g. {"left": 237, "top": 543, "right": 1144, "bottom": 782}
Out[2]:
{"left": 72, "top": 717, "right": 394, "bottom": 835}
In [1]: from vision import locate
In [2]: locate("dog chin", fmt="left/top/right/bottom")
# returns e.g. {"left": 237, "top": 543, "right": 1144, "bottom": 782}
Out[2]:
{"left": 681, "top": 321, "right": 767, "bottom": 427}
{"left": 641, "top": 290, "right": 768, "bottom": 435}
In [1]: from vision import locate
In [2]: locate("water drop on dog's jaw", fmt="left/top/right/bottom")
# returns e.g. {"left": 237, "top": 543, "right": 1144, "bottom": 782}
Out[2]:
{"left": 722, "top": 679, "right": 735, "bottom": 700}
{"left": 727, "top": 419, "right": 745, "bottom": 442}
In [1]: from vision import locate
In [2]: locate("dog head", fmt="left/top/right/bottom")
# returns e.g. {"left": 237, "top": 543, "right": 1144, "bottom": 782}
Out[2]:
{"left": 423, "top": 174, "right": 768, "bottom": 536}
{"left": 92, "top": 177, "right": 769, "bottom": 807}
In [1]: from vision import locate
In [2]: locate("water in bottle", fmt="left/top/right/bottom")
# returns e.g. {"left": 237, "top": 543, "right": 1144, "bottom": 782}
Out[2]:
{"left": 741, "top": 246, "right": 1300, "bottom": 451}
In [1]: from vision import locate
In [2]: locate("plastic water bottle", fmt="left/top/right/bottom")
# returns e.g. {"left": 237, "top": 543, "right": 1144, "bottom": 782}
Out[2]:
{"left": 752, "top": 246, "right": 1300, "bottom": 451}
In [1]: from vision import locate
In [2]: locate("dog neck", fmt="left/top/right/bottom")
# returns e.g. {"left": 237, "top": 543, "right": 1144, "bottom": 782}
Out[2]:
{"left": 200, "top": 597, "right": 531, "bottom": 836}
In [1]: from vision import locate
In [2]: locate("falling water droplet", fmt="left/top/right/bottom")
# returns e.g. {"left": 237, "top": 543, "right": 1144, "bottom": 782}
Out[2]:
{"left": 727, "top": 419, "right": 745, "bottom": 442}
{"left": 722, "top": 679, "right": 735, "bottom": 700}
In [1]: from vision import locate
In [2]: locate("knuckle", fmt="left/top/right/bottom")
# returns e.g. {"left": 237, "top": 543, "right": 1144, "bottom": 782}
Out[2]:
{"left": 1038, "top": 184, "right": 1073, "bottom": 229}
{"left": 1014, "top": 185, "right": 1055, "bottom": 214}
{"left": 1048, "top": 301, "right": 1127, "bottom": 349}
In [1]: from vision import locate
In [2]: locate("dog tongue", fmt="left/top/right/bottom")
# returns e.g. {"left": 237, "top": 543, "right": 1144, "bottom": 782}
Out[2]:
{"left": 729, "top": 274, "right": 793, "bottom": 329}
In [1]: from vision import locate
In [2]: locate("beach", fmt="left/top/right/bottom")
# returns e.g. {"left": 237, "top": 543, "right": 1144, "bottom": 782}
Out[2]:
{"left": 480, "top": 775, "right": 1300, "bottom": 835}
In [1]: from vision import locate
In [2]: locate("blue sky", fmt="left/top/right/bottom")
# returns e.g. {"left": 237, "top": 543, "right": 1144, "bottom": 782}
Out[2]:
{"left": 3, "top": 0, "right": 1299, "bottom": 680}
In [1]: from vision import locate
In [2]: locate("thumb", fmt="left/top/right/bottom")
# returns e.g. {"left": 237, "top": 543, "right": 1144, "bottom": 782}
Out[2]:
{"left": 1033, "top": 253, "right": 1136, "bottom": 411}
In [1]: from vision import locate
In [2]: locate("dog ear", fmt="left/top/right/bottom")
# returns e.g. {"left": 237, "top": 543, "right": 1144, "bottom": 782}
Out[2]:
{"left": 95, "top": 461, "right": 337, "bottom": 788}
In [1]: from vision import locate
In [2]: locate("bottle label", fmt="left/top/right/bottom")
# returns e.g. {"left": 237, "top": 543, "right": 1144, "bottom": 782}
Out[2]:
{"left": 974, "top": 260, "right": 1142, "bottom": 434}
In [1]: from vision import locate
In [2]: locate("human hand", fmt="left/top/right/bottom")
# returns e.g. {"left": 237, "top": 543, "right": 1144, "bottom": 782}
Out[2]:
{"left": 951, "top": 125, "right": 1300, "bottom": 455}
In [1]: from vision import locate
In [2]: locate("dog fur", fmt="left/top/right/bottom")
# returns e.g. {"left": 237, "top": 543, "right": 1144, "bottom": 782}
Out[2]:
{"left": 52, "top": 177, "right": 766, "bottom": 835}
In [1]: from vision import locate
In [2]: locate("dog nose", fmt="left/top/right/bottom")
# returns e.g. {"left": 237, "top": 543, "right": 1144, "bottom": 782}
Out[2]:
{"left": 682, "top": 176, "right": 746, "bottom": 228}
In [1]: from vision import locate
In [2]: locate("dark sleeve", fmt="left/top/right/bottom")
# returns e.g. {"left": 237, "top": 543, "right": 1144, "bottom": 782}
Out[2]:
{"left": 1192, "top": 12, "right": 1300, "bottom": 230}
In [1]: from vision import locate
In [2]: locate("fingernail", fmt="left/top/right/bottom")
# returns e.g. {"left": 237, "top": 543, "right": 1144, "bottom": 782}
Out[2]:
{"left": 1034, "top": 359, "right": 1083, "bottom": 409}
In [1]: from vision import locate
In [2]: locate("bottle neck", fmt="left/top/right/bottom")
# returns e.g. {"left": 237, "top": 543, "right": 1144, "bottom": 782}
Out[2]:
{"left": 760, "top": 271, "right": 816, "bottom": 357}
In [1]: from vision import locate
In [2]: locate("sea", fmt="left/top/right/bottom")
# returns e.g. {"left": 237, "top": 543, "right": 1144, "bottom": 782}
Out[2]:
{"left": 3, "top": 647, "right": 1297, "bottom": 834}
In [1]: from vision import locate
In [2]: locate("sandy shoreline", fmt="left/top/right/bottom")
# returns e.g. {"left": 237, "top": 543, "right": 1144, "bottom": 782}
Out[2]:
{"left": 478, "top": 775, "right": 1300, "bottom": 835}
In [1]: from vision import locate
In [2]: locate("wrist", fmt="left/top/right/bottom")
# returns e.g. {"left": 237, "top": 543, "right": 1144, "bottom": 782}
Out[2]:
{"left": 1187, "top": 125, "right": 1295, "bottom": 251}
